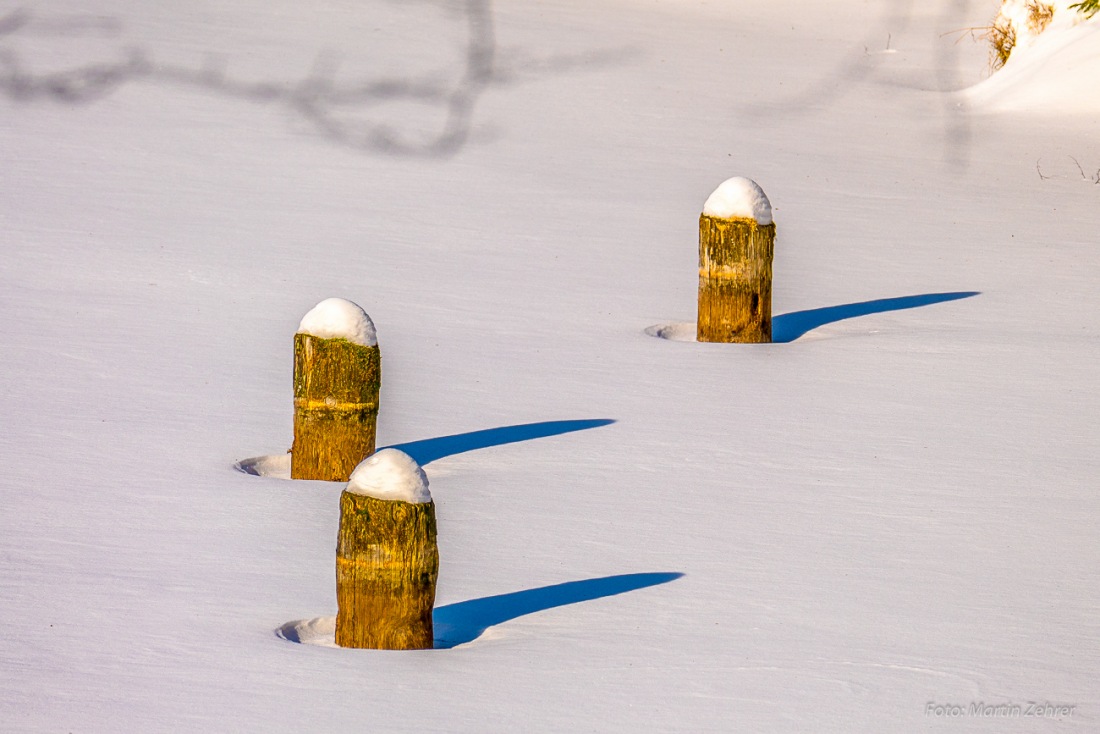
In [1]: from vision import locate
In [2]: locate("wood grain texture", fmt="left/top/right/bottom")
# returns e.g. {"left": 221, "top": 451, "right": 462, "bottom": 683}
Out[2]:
{"left": 335, "top": 491, "right": 439, "bottom": 650}
{"left": 697, "top": 214, "right": 775, "bottom": 343}
{"left": 291, "top": 333, "right": 381, "bottom": 481}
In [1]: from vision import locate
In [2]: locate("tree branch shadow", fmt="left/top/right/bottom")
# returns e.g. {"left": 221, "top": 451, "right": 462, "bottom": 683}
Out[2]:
{"left": 0, "top": 2, "right": 632, "bottom": 158}
{"left": 739, "top": 0, "right": 980, "bottom": 167}
{"left": 0, "top": 2, "right": 495, "bottom": 157}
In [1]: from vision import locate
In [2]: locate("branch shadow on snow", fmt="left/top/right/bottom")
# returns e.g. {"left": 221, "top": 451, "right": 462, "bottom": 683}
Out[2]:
{"left": 433, "top": 572, "right": 684, "bottom": 649}
{"left": 0, "top": 3, "right": 494, "bottom": 157}
{"left": 772, "top": 291, "right": 980, "bottom": 343}
{"left": 1, "top": 4, "right": 634, "bottom": 158}
{"left": 385, "top": 419, "right": 615, "bottom": 465}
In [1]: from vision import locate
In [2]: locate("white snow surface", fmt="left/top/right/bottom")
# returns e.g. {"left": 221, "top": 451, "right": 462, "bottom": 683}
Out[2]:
{"left": 965, "top": 1, "right": 1100, "bottom": 113}
{"left": 296, "top": 297, "right": 378, "bottom": 346}
{"left": 346, "top": 449, "right": 431, "bottom": 503}
{"left": 2, "top": 1, "right": 1099, "bottom": 732}
{"left": 701, "top": 176, "right": 773, "bottom": 223}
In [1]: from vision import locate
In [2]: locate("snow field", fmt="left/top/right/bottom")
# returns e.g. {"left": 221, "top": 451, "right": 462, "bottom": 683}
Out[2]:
{"left": 1, "top": 0, "right": 1098, "bottom": 732}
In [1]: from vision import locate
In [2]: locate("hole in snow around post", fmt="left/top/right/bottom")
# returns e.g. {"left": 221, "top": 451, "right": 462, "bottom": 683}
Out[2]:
{"left": 274, "top": 616, "right": 508, "bottom": 650}
{"left": 645, "top": 291, "right": 979, "bottom": 343}
{"left": 235, "top": 419, "right": 616, "bottom": 479}
{"left": 276, "top": 572, "right": 683, "bottom": 650}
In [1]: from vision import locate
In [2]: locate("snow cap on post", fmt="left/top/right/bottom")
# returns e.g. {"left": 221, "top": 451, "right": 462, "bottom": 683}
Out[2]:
{"left": 347, "top": 449, "right": 431, "bottom": 504}
{"left": 702, "top": 176, "right": 772, "bottom": 224}
{"left": 297, "top": 297, "right": 378, "bottom": 347}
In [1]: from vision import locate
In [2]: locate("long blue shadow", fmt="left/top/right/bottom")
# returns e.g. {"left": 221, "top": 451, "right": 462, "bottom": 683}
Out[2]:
{"left": 772, "top": 291, "right": 980, "bottom": 343}
{"left": 386, "top": 419, "right": 616, "bottom": 465}
{"left": 433, "top": 572, "right": 683, "bottom": 648}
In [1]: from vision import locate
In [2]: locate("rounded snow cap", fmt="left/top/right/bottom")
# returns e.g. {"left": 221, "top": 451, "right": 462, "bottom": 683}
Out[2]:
{"left": 297, "top": 297, "right": 377, "bottom": 347}
{"left": 347, "top": 449, "right": 431, "bottom": 504}
{"left": 702, "top": 177, "right": 773, "bottom": 224}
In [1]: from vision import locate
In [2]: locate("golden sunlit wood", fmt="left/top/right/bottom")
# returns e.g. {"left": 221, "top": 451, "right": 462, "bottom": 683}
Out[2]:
{"left": 291, "top": 333, "right": 381, "bottom": 481}
{"left": 697, "top": 214, "right": 775, "bottom": 343}
{"left": 335, "top": 491, "right": 439, "bottom": 650}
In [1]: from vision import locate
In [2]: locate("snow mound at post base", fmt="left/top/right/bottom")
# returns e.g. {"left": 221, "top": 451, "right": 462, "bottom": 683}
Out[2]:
{"left": 965, "top": 1, "right": 1100, "bottom": 113}
{"left": 276, "top": 617, "right": 338, "bottom": 647}
{"left": 701, "top": 177, "right": 773, "bottom": 224}
{"left": 233, "top": 453, "right": 291, "bottom": 478}
{"left": 644, "top": 322, "right": 699, "bottom": 341}
{"left": 346, "top": 449, "right": 431, "bottom": 503}
{"left": 275, "top": 614, "right": 497, "bottom": 649}
{"left": 297, "top": 298, "right": 378, "bottom": 346}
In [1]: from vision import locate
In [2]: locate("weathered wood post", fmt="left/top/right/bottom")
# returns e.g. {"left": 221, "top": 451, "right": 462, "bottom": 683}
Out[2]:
{"left": 291, "top": 297, "right": 381, "bottom": 481}
{"left": 335, "top": 449, "right": 438, "bottom": 650}
{"left": 697, "top": 177, "right": 776, "bottom": 343}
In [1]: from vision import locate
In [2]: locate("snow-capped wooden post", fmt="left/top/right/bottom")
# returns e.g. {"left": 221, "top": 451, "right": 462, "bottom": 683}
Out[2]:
{"left": 697, "top": 177, "right": 776, "bottom": 343}
{"left": 335, "top": 449, "right": 439, "bottom": 650}
{"left": 291, "top": 298, "right": 381, "bottom": 482}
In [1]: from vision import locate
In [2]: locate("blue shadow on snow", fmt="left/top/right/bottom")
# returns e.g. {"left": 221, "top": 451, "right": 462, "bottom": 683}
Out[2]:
{"left": 771, "top": 291, "right": 980, "bottom": 343}
{"left": 386, "top": 419, "right": 615, "bottom": 465}
{"left": 433, "top": 572, "right": 684, "bottom": 648}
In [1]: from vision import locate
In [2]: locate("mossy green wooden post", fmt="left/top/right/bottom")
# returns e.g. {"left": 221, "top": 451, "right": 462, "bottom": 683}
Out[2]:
{"left": 291, "top": 298, "right": 381, "bottom": 481}
{"left": 335, "top": 449, "right": 438, "bottom": 650}
{"left": 696, "top": 177, "right": 776, "bottom": 343}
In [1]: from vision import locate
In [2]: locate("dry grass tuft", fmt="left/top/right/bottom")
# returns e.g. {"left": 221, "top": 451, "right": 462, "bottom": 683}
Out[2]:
{"left": 1027, "top": 2, "right": 1055, "bottom": 34}
{"left": 987, "top": 1, "right": 1054, "bottom": 71}
{"left": 988, "top": 15, "right": 1017, "bottom": 70}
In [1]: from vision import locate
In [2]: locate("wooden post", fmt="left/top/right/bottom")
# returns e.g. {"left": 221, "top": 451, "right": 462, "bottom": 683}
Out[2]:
{"left": 291, "top": 298, "right": 381, "bottom": 482}
{"left": 335, "top": 449, "right": 438, "bottom": 650}
{"left": 696, "top": 177, "right": 775, "bottom": 343}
